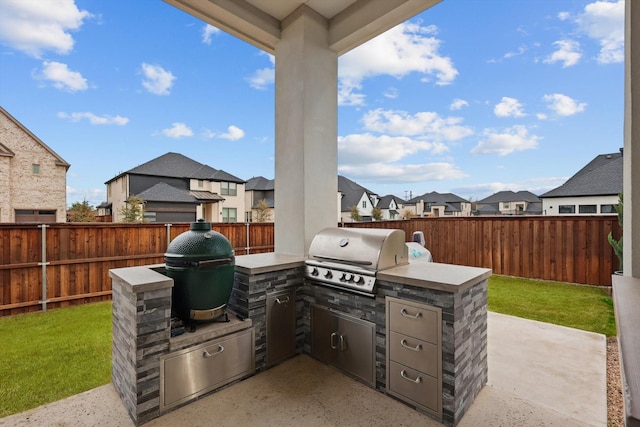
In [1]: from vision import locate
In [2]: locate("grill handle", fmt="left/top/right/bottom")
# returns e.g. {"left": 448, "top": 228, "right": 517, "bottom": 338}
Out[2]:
{"left": 196, "top": 258, "right": 233, "bottom": 267}
{"left": 400, "top": 308, "right": 422, "bottom": 319}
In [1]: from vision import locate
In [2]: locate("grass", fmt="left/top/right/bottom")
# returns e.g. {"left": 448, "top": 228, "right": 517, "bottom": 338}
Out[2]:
{"left": 0, "top": 301, "right": 112, "bottom": 418}
{"left": 0, "top": 276, "right": 616, "bottom": 418}
{"left": 488, "top": 275, "right": 616, "bottom": 337}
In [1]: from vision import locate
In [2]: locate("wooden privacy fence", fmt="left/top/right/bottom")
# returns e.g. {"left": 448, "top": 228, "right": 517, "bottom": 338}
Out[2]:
{"left": 346, "top": 215, "right": 621, "bottom": 288}
{"left": 1, "top": 216, "right": 620, "bottom": 316}
{"left": 0, "top": 222, "right": 274, "bottom": 316}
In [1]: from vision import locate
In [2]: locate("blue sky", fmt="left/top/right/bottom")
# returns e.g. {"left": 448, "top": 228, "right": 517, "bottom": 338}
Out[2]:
{"left": 0, "top": 0, "right": 625, "bottom": 207}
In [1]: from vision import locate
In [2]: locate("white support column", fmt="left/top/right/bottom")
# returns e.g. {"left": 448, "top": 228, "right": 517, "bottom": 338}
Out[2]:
{"left": 274, "top": 6, "right": 338, "bottom": 256}
{"left": 624, "top": 0, "right": 640, "bottom": 278}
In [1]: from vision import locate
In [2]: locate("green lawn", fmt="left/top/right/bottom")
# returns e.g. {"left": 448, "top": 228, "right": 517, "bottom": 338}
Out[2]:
{"left": 0, "top": 301, "right": 112, "bottom": 418}
{"left": 488, "top": 275, "right": 616, "bottom": 337}
{"left": 0, "top": 276, "right": 616, "bottom": 418}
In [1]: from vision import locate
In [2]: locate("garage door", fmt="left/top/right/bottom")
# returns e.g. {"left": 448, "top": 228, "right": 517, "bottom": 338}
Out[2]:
{"left": 15, "top": 209, "right": 57, "bottom": 223}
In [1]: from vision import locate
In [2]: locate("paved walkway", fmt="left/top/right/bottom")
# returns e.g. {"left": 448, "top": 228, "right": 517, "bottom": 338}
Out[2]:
{"left": 0, "top": 312, "right": 607, "bottom": 427}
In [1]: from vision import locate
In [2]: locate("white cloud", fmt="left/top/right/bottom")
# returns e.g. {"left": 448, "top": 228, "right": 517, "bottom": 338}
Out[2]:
{"left": 471, "top": 125, "right": 540, "bottom": 156}
{"left": 576, "top": 0, "right": 624, "bottom": 64}
{"left": 66, "top": 186, "right": 106, "bottom": 208}
{"left": 37, "top": 61, "right": 88, "bottom": 92}
{"left": 57, "top": 111, "right": 128, "bottom": 125}
{"left": 219, "top": 125, "right": 245, "bottom": 141}
{"left": 141, "top": 63, "right": 175, "bottom": 95}
{"left": 494, "top": 97, "right": 526, "bottom": 118}
{"left": 362, "top": 108, "right": 473, "bottom": 141}
{"left": 558, "top": 12, "right": 571, "bottom": 21}
{"left": 450, "top": 99, "right": 469, "bottom": 111}
{"left": 543, "top": 93, "right": 587, "bottom": 116}
{"left": 247, "top": 54, "right": 275, "bottom": 90}
{"left": 536, "top": 112, "right": 548, "bottom": 120}
{"left": 162, "top": 122, "right": 193, "bottom": 138}
{"left": 544, "top": 40, "right": 582, "bottom": 68}
{"left": 384, "top": 87, "right": 398, "bottom": 99}
{"left": 201, "top": 129, "right": 216, "bottom": 139}
{"left": 503, "top": 45, "right": 528, "bottom": 59}
{"left": 338, "top": 162, "right": 467, "bottom": 183}
{"left": 0, "top": 0, "right": 91, "bottom": 58}
{"left": 338, "top": 133, "right": 445, "bottom": 166}
{"left": 338, "top": 22, "right": 457, "bottom": 106}
{"left": 202, "top": 24, "right": 220, "bottom": 44}
{"left": 452, "top": 176, "right": 568, "bottom": 200}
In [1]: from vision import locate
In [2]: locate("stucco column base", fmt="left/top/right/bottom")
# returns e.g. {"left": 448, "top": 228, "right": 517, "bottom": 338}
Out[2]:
{"left": 274, "top": 7, "right": 338, "bottom": 256}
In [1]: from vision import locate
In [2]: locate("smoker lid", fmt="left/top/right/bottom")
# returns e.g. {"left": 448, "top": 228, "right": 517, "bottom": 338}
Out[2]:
{"left": 307, "top": 227, "right": 408, "bottom": 271}
{"left": 165, "top": 220, "right": 234, "bottom": 262}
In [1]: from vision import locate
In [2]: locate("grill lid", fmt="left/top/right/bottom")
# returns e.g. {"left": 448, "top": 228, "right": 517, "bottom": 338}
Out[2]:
{"left": 165, "top": 220, "right": 234, "bottom": 266}
{"left": 307, "top": 227, "right": 408, "bottom": 271}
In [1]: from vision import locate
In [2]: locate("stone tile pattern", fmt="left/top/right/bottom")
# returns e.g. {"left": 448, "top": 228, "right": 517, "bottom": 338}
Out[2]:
{"left": 228, "top": 267, "right": 304, "bottom": 372}
{"left": 377, "top": 279, "right": 488, "bottom": 426}
{"left": 111, "top": 277, "right": 171, "bottom": 425}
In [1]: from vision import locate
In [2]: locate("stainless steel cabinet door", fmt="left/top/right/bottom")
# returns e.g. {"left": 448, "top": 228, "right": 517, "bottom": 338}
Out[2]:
{"left": 266, "top": 288, "right": 296, "bottom": 366}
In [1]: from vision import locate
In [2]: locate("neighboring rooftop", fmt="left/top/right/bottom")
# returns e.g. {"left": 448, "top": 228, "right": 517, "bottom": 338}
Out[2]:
{"left": 338, "top": 175, "right": 378, "bottom": 212}
{"left": 478, "top": 190, "right": 540, "bottom": 204}
{"left": 541, "top": 152, "right": 623, "bottom": 198}
{"left": 246, "top": 176, "right": 274, "bottom": 191}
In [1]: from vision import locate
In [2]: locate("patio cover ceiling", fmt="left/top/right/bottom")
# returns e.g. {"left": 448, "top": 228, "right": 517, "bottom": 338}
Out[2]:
{"left": 163, "top": 0, "right": 441, "bottom": 55}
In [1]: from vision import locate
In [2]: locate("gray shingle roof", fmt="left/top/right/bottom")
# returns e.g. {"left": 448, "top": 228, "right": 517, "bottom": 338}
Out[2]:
{"left": 377, "top": 194, "right": 403, "bottom": 209}
{"left": 135, "top": 182, "right": 198, "bottom": 203}
{"left": 478, "top": 190, "right": 540, "bottom": 204}
{"left": 338, "top": 175, "right": 377, "bottom": 212}
{"left": 406, "top": 191, "right": 470, "bottom": 205}
{"left": 110, "top": 152, "right": 244, "bottom": 183}
{"left": 540, "top": 153, "right": 623, "bottom": 198}
{"left": 246, "top": 176, "right": 274, "bottom": 191}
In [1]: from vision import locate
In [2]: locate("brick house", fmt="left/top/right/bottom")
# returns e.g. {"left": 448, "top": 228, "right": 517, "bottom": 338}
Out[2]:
{"left": 0, "top": 107, "right": 70, "bottom": 223}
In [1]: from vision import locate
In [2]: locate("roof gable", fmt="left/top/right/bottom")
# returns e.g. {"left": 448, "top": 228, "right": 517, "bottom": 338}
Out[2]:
{"left": 338, "top": 175, "right": 378, "bottom": 212}
{"left": 407, "top": 191, "right": 469, "bottom": 205}
{"left": 246, "top": 176, "right": 275, "bottom": 191}
{"left": 0, "top": 106, "right": 70, "bottom": 169}
{"left": 479, "top": 190, "right": 540, "bottom": 204}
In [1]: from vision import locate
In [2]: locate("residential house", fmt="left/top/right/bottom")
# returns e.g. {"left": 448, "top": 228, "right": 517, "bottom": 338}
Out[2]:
{"left": 104, "top": 152, "right": 245, "bottom": 223}
{"left": 376, "top": 194, "right": 405, "bottom": 220}
{"left": 405, "top": 191, "right": 472, "bottom": 217}
{"left": 540, "top": 150, "right": 623, "bottom": 215}
{"left": 245, "top": 176, "right": 274, "bottom": 222}
{"left": 338, "top": 175, "right": 378, "bottom": 222}
{"left": 0, "top": 107, "right": 70, "bottom": 223}
{"left": 476, "top": 191, "right": 542, "bottom": 216}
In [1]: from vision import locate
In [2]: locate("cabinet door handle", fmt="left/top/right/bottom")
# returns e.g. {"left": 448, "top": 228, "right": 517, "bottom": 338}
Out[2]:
{"left": 203, "top": 345, "right": 224, "bottom": 358}
{"left": 339, "top": 334, "right": 346, "bottom": 352}
{"left": 400, "top": 370, "right": 422, "bottom": 384}
{"left": 330, "top": 332, "right": 338, "bottom": 350}
{"left": 400, "top": 308, "right": 422, "bottom": 319}
{"left": 400, "top": 338, "right": 422, "bottom": 352}
{"left": 275, "top": 296, "right": 290, "bottom": 304}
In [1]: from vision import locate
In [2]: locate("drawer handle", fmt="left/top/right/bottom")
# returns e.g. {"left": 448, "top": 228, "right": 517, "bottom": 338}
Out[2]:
{"left": 330, "top": 332, "right": 338, "bottom": 350}
{"left": 275, "top": 296, "right": 290, "bottom": 304}
{"left": 400, "top": 370, "right": 422, "bottom": 384}
{"left": 203, "top": 345, "right": 224, "bottom": 358}
{"left": 400, "top": 339, "right": 422, "bottom": 352}
{"left": 400, "top": 308, "right": 422, "bottom": 319}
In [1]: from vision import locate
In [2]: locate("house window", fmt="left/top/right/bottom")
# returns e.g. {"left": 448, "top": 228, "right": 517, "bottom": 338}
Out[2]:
{"left": 143, "top": 212, "right": 157, "bottom": 222}
{"left": 32, "top": 164, "right": 40, "bottom": 174}
{"left": 222, "top": 208, "right": 237, "bottom": 223}
{"left": 600, "top": 204, "right": 616, "bottom": 214}
{"left": 362, "top": 201, "right": 367, "bottom": 209}
{"left": 221, "top": 182, "right": 237, "bottom": 196}
{"left": 503, "top": 202, "right": 510, "bottom": 209}
{"left": 198, "top": 180, "right": 204, "bottom": 188}
{"left": 579, "top": 205, "right": 597, "bottom": 214}
{"left": 558, "top": 205, "right": 575, "bottom": 214}
{"left": 245, "top": 211, "right": 253, "bottom": 222}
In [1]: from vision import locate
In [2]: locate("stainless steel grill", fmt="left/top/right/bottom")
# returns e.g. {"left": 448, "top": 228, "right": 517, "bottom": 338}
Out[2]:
{"left": 305, "top": 227, "right": 409, "bottom": 297}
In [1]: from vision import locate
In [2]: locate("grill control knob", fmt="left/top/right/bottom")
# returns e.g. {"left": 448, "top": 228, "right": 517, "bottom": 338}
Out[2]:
{"left": 354, "top": 276, "right": 364, "bottom": 284}
{"left": 310, "top": 267, "right": 319, "bottom": 276}
{"left": 324, "top": 271, "right": 333, "bottom": 279}
{"left": 345, "top": 273, "right": 353, "bottom": 282}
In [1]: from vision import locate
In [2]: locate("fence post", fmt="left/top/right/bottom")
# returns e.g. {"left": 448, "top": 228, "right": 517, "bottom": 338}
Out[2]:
{"left": 38, "top": 224, "right": 49, "bottom": 312}
{"left": 165, "top": 223, "right": 172, "bottom": 249}
{"left": 245, "top": 222, "right": 250, "bottom": 255}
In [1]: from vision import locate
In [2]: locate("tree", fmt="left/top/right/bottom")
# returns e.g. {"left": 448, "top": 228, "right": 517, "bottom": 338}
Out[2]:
{"left": 401, "top": 208, "right": 413, "bottom": 220}
{"left": 120, "top": 196, "right": 145, "bottom": 223}
{"left": 608, "top": 193, "right": 623, "bottom": 272}
{"left": 350, "top": 205, "right": 361, "bottom": 221}
{"left": 255, "top": 199, "right": 272, "bottom": 222}
{"left": 68, "top": 199, "right": 96, "bottom": 222}
{"left": 372, "top": 206, "right": 383, "bottom": 221}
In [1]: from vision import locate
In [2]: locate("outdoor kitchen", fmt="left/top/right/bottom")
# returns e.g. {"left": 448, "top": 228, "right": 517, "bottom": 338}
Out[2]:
{"left": 109, "top": 223, "right": 491, "bottom": 426}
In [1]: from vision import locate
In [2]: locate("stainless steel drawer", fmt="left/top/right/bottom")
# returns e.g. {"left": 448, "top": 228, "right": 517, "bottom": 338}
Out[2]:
{"left": 388, "top": 361, "right": 439, "bottom": 414}
{"left": 388, "top": 300, "right": 439, "bottom": 343}
{"left": 160, "top": 328, "right": 255, "bottom": 411}
{"left": 388, "top": 331, "right": 437, "bottom": 377}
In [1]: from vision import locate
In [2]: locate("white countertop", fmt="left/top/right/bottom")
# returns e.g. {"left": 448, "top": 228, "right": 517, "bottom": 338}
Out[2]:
{"left": 235, "top": 252, "right": 306, "bottom": 275}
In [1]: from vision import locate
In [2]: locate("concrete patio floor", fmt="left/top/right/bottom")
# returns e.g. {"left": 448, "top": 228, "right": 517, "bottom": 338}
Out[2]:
{"left": 0, "top": 312, "right": 607, "bottom": 427}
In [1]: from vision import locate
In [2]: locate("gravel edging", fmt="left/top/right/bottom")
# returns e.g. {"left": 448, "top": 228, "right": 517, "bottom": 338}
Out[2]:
{"left": 607, "top": 336, "right": 624, "bottom": 427}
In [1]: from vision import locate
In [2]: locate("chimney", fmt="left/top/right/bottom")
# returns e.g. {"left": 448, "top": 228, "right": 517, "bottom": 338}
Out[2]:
{"left": 620, "top": 147, "right": 624, "bottom": 156}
